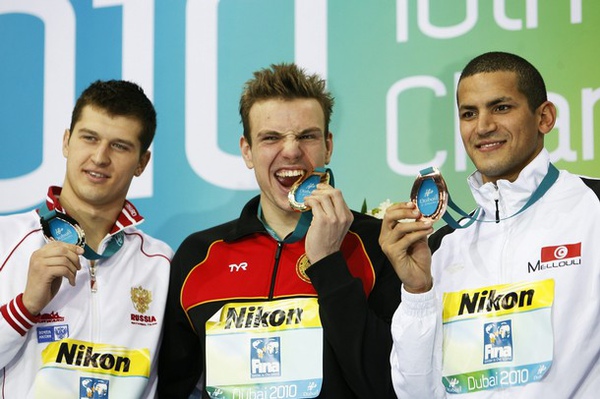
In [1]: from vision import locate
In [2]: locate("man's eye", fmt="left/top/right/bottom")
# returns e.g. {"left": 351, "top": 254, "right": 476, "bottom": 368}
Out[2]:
{"left": 461, "top": 111, "right": 475, "bottom": 119}
{"left": 112, "top": 143, "right": 131, "bottom": 151}
{"left": 496, "top": 104, "right": 510, "bottom": 112}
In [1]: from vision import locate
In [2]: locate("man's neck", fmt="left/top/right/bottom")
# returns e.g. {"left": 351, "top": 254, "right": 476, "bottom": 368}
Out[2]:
{"left": 260, "top": 202, "right": 301, "bottom": 241}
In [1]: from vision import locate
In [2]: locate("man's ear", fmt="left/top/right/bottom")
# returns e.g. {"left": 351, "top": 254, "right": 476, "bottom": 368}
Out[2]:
{"left": 324, "top": 131, "right": 334, "bottom": 165}
{"left": 135, "top": 151, "right": 151, "bottom": 176}
{"left": 240, "top": 136, "right": 254, "bottom": 169}
{"left": 538, "top": 101, "right": 557, "bottom": 135}
{"left": 62, "top": 129, "right": 70, "bottom": 157}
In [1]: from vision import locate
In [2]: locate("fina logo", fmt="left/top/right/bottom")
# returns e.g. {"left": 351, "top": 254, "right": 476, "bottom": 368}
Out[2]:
{"left": 250, "top": 337, "right": 281, "bottom": 378}
{"left": 483, "top": 320, "right": 513, "bottom": 364}
{"left": 80, "top": 377, "right": 109, "bottom": 399}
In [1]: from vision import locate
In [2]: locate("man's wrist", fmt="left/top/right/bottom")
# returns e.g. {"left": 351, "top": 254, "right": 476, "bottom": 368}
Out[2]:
{"left": 403, "top": 280, "right": 433, "bottom": 294}
{"left": 21, "top": 292, "right": 42, "bottom": 316}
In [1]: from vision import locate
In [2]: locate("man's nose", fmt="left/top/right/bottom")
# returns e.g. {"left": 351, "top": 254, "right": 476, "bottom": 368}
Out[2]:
{"left": 477, "top": 112, "right": 497, "bottom": 135}
{"left": 91, "top": 143, "right": 111, "bottom": 165}
{"left": 281, "top": 133, "right": 302, "bottom": 157}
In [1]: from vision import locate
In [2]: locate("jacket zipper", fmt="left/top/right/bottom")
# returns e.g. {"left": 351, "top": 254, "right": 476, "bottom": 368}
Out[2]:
{"left": 89, "top": 260, "right": 98, "bottom": 293}
{"left": 85, "top": 258, "right": 100, "bottom": 341}
{"left": 268, "top": 242, "right": 283, "bottom": 299}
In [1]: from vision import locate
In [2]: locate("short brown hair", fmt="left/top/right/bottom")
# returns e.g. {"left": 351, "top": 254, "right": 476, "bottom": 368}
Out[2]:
{"left": 70, "top": 80, "right": 157, "bottom": 154}
{"left": 239, "top": 63, "right": 334, "bottom": 144}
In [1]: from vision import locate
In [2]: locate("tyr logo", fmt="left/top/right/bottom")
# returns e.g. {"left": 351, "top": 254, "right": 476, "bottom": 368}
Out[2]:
{"left": 229, "top": 262, "right": 248, "bottom": 272}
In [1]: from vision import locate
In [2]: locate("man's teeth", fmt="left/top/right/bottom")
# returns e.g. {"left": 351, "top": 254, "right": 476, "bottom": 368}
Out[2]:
{"left": 277, "top": 170, "right": 304, "bottom": 178}
{"left": 480, "top": 142, "right": 500, "bottom": 148}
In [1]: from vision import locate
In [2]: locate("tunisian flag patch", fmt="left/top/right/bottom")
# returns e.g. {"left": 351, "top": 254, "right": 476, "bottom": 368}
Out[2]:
{"left": 540, "top": 243, "right": 581, "bottom": 262}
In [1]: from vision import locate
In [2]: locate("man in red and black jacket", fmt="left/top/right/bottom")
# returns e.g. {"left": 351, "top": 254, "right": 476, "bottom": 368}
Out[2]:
{"left": 158, "top": 63, "right": 401, "bottom": 399}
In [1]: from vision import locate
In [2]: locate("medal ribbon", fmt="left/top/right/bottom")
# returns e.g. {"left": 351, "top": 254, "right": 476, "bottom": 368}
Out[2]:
{"left": 39, "top": 204, "right": 124, "bottom": 260}
{"left": 432, "top": 163, "right": 559, "bottom": 229}
{"left": 284, "top": 168, "right": 334, "bottom": 243}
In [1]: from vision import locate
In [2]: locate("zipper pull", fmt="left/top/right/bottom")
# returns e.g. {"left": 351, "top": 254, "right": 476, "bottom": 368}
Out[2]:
{"left": 89, "top": 261, "right": 98, "bottom": 293}
{"left": 492, "top": 186, "right": 500, "bottom": 224}
{"left": 495, "top": 199, "right": 500, "bottom": 223}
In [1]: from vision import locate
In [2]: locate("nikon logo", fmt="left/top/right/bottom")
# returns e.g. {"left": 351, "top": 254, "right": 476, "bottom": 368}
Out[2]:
{"left": 458, "top": 289, "right": 534, "bottom": 316}
{"left": 56, "top": 342, "right": 131, "bottom": 372}
{"left": 225, "top": 306, "right": 303, "bottom": 329}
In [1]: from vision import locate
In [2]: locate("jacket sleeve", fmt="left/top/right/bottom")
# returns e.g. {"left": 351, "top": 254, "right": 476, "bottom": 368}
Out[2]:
{"left": 0, "top": 293, "right": 38, "bottom": 368}
{"left": 390, "top": 285, "right": 447, "bottom": 398}
{"left": 157, "top": 244, "right": 203, "bottom": 399}
{"left": 306, "top": 248, "right": 401, "bottom": 398}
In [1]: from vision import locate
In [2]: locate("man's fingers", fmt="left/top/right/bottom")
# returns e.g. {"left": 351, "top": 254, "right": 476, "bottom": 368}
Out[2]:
{"left": 380, "top": 203, "right": 415, "bottom": 230}
{"left": 305, "top": 184, "right": 338, "bottom": 211}
{"left": 31, "top": 242, "right": 83, "bottom": 284}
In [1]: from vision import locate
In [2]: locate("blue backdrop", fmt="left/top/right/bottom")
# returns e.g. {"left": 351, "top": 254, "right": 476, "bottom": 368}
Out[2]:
{"left": 1, "top": 0, "right": 599, "bottom": 250}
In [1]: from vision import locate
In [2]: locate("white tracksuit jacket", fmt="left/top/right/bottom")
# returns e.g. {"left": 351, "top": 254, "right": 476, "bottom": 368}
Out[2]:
{"left": 391, "top": 150, "right": 600, "bottom": 398}
{"left": 0, "top": 187, "right": 172, "bottom": 398}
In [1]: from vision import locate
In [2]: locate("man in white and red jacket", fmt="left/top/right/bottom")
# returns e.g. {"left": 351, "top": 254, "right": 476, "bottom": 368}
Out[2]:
{"left": 381, "top": 51, "right": 600, "bottom": 398}
{"left": 0, "top": 80, "right": 172, "bottom": 398}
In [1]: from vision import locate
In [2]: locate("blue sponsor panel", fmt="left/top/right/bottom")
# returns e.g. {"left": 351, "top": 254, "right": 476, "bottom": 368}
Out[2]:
{"left": 37, "top": 324, "right": 70, "bottom": 343}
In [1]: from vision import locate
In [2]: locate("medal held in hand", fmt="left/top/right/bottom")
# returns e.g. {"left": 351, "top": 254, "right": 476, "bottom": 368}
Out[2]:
{"left": 410, "top": 167, "right": 448, "bottom": 222}
{"left": 288, "top": 168, "right": 332, "bottom": 212}
{"left": 40, "top": 210, "right": 86, "bottom": 247}
{"left": 39, "top": 204, "right": 124, "bottom": 260}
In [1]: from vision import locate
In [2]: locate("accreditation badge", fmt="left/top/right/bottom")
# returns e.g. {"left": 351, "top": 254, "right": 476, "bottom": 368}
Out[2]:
{"left": 410, "top": 167, "right": 448, "bottom": 222}
{"left": 440, "top": 279, "right": 555, "bottom": 394}
{"left": 34, "top": 338, "right": 151, "bottom": 399}
{"left": 205, "top": 298, "right": 323, "bottom": 398}
{"left": 288, "top": 168, "right": 331, "bottom": 212}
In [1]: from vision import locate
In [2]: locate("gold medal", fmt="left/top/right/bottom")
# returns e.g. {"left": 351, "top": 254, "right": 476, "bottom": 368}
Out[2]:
{"left": 288, "top": 168, "right": 331, "bottom": 212}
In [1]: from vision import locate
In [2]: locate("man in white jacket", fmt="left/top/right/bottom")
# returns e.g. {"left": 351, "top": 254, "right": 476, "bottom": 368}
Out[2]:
{"left": 0, "top": 80, "right": 173, "bottom": 398}
{"left": 380, "top": 51, "right": 600, "bottom": 398}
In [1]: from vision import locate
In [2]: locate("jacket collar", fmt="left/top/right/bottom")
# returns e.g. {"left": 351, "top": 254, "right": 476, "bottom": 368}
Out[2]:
{"left": 225, "top": 195, "right": 267, "bottom": 242}
{"left": 467, "top": 149, "right": 552, "bottom": 220}
{"left": 44, "top": 186, "right": 144, "bottom": 236}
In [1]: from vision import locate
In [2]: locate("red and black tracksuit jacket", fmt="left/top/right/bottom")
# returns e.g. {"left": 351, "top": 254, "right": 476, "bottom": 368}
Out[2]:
{"left": 158, "top": 196, "right": 401, "bottom": 399}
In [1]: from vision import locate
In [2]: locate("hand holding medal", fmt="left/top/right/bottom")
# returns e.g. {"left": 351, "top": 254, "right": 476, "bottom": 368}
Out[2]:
{"left": 40, "top": 206, "right": 124, "bottom": 260}
{"left": 21, "top": 210, "right": 86, "bottom": 315}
